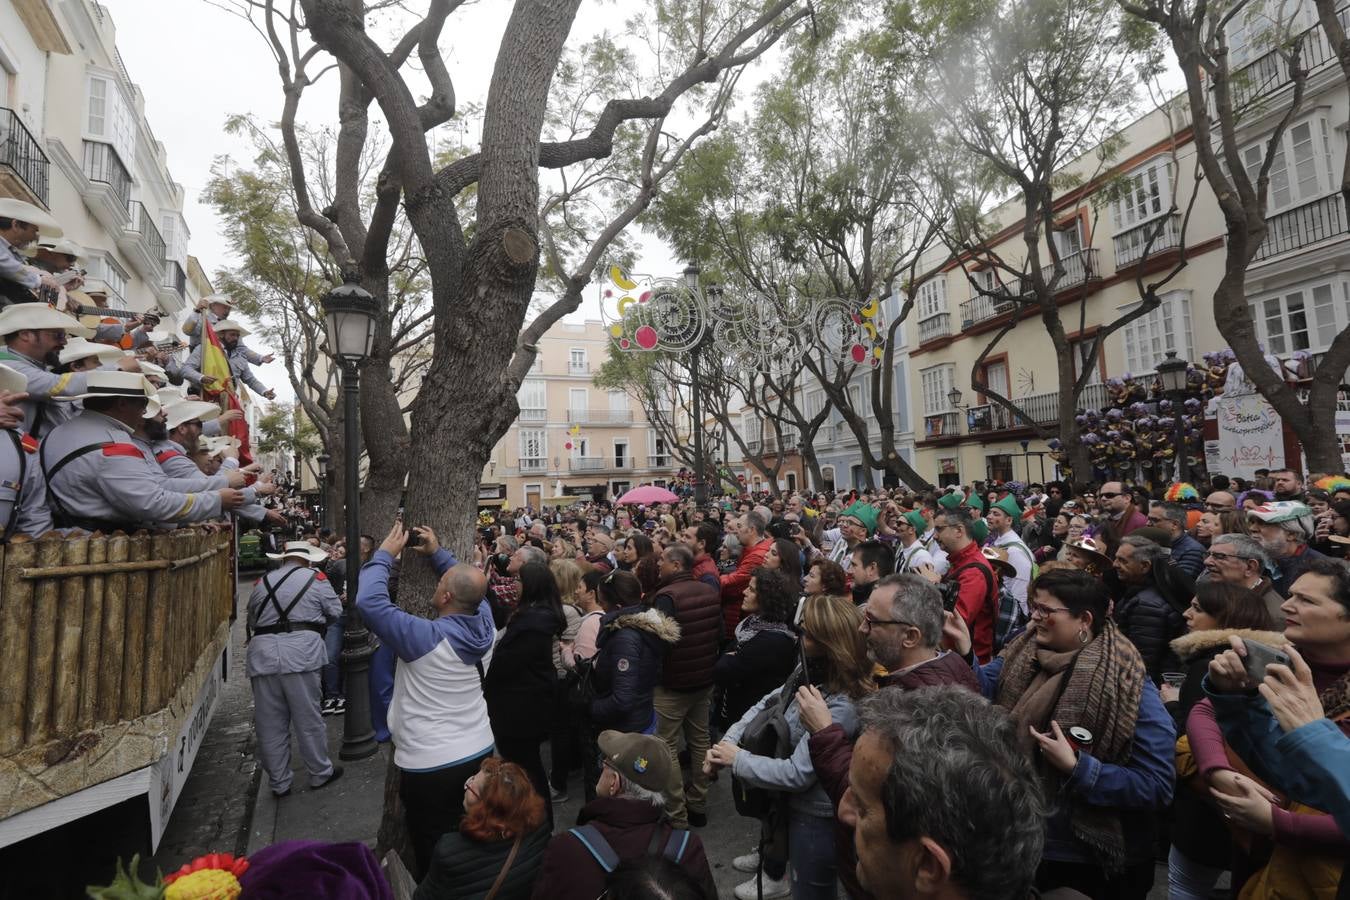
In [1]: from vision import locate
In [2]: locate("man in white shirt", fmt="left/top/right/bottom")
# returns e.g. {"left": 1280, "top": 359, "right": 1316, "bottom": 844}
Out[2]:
{"left": 895, "top": 510, "right": 936, "bottom": 574}
{"left": 985, "top": 494, "right": 1034, "bottom": 614}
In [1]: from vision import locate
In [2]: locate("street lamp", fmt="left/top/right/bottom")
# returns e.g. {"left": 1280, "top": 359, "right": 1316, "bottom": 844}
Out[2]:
{"left": 683, "top": 263, "right": 708, "bottom": 506}
{"left": 1156, "top": 350, "right": 1190, "bottom": 483}
{"left": 947, "top": 386, "right": 963, "bottom": 410}
{"left": 320, "top": 276, "right": 379, "bottom": 761}
{"left": 316, "top": 452, "right": 330, "bottom": 531}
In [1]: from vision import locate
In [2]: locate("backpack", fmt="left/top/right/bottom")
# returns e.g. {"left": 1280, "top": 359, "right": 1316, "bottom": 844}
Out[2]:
{"left": 568, "top": 822, "right": 691, "bottom": 873}
{"left": 948, "top": 562, "right": 1026, "bottom": 657}
{"left": 730, "top": 667, "right": 799, "bottom": 820}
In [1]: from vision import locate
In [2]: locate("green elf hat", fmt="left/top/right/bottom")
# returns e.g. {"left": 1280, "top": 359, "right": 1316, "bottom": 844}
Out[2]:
{"left": 840, "top": 501, "right": 879, "bottom": 536}
{"left": 990, "top": 494, "right": 1022, "bottom": 518}
{"left": 937, "top": 491, "right": 965, "bottom": 511}
{"left": 969, "top": 517, "right": 990, "bottom": 544}
{"left": 903, "top": 510, "right": 927, "bottom": 532}
{"left": 964, "top": 493, "right": 986, "bottom": 514}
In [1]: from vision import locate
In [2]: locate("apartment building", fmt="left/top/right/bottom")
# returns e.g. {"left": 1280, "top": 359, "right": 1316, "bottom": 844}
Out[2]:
{"left": 903, "top": 3, "right": 1350, "bottom": 485}
{"left": 1, "top": 0, "right": 197, "bottom": 320}
{"left": 480, "top": 320, "right": 678, "bottom": 508}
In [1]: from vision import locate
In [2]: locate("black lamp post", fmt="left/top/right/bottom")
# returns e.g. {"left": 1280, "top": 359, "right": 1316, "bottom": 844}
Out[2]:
{"left": 1156, "top": 350, "right": 1190, "bottom": 484}
{"left": 316, "top": 452, "right": 330, "bottom": 530}
{"left": 321, "top": 276, "right": 379, "bottom": 761}
{"left": 683, "top": 264, "right": 707, "bottom": 506}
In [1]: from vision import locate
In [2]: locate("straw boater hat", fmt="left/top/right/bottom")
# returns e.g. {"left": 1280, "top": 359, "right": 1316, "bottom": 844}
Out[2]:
{"left": 26, "top": 237, "right": 84, "bottom": 263}
{"left": 0, "top": 363, "right": 25, "bottom": 394}
{"left": 165, "top": 400, "right": 221, "bottom": 431}
{"left": 202, "top": 294, "right": 233, "bottom": 309}
{"left": 981, "top": 545, "right": 1018, "bottom": 578}
{"left": 0, "top": 197, "right": 63, "bottom": 237}
{"left": 57, "top": 337, "right": 124, "bottom": 366}
{"left": 213, "top": 318, "right": 249, "bottom": 336}
{"left": 0, "top": 303, "right": 94, "bottom": 338}
{"left": 266, "top": 540, "right": 328, "bottom": 563}
{"left": 64, "top": 371, "right": 161, "bottom": 418}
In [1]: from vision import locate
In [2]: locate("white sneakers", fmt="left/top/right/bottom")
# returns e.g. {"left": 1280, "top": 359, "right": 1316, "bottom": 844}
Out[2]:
{"left": 733, "top": 873, "right": 791, "bottom": 900}
{"left": 732, "top": 850, "right": 760, "bottom": 873}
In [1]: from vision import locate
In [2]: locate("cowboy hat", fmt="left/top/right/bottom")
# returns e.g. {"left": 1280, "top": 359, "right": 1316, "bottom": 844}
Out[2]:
{"left": 0, "top": 303, "right": 95, "bottom": 338}
{"left": 137, "top": 360, "right": 167, "bottom": 381}
{"left": 62, "top": 370, "right": 155, "bottom": 404}
{"left": 0, "top": 364, "right": 25, "bottom": 394}
{"left": 156, "top": 386, "right": 186, "bottom": 407}
{"left": 165, "top": 399, "right": 221, "bottom": 431}
{"left": 58, "top": 337, "right": 124, "bottom": 366}
{"left": 201, "top": 294, "right": 233, "bottom": 308}
{"left": 0, "top": 197, "right": 62, "bottom": 236}
{"left": 265, "top": 540, "right": 328, "bottom": 563}
{"left": 213, "top": 318, "right": 249, "bottom": 336}
{"left": 1065, "top": 537, "right": 1112, "bottom": 568}
{"left": 27, "top": 237, "right": 84, "bottom": 262}
{"left": 981, "top": 545, "right": 1018, "bottom": 578}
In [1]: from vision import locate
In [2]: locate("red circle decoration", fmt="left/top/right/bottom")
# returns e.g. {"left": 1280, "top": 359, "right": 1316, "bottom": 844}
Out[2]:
{"left": 635, "top": 325, "right": 659, "bottom": 350}
{"left": 619, "top": 338, "right": 631, "bottom": 349}
{"left": 851, "top": 344, "right": 866, "bottom": 363}
{"left": 639, "top": 290, "right": 652, "bottom": 303}
{"left": 604, "top": 289, "right": 613, "bottom": 298}
{"left": 565, "top": 441, "right": 573, "bottom": 450}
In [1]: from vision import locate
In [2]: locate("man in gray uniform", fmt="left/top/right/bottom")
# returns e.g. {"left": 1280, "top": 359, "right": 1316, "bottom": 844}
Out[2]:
{"left": 0, "top": 303, "right": 139, "bottom": 437}
{"left": 0, "top": 364, "right": 51, "bottom": 539}
{"left": 182, "top": 294, "right": 269, "bottom": 365}
{"left": 40, "top": 371, "right": 243, "bottom": 532}
{"left": 247, "top": 540, "right": 345, "bottom": 797}
{"left": 181, "top": 318, "right": 275, "bottom": 400}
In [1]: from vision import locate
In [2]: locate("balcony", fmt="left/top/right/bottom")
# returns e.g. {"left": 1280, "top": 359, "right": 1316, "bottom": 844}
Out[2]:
{"left": 745, "top": 438, "right": 762, "bottom": 454}
{"left": 960, "top": 249, "right": 1100, "bottom": 327}
{"left": 163, "top": 259, "right": 186, "bottom": 299}
{"left": 1114, "top": 214, "right": 1182, "bottom": 268}
{"left": 923, "top": 411, "right": 961, "bottom": 439}
{"left": 0, "top": 107, "right": 49, "bottom": 205}
{"left": 567, "top": 408, "right": 632, "bottom": 425}
{"left": 1253, "top": 194, "right": 1350, "bottom": 263}
{"left": 569, "top": 456, "right": 634, "bottom": 472}
{"left": 917, "top": 312, "right": 951, "bottom": 344}
{"left": 966, "top": 403, "right": 1015, "bottom": 434}
{"left": 647, "top": 455, "right": 674, "bottom": 469}
{"left": 1228, "top": 6, "right": 1350, "bottom": 108}
{"left": 519, "top": 407, "right": 547, "bottom": 422}
{"left": 517, "top": 458, "right": 548, "bottom": 473}
{"left": 568, "top": 360, "right": 591, "bottom": 375}
{"left": 79, "top": 140, "right": 131, "bottom": 232}
{"left": 119, "top": 201, "right": 167, "bottom": 282}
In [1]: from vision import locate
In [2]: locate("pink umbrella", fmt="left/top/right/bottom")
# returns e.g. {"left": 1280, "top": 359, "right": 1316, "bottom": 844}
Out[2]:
{"left": 616, "top": 485, "right": 679, "bottom": 505}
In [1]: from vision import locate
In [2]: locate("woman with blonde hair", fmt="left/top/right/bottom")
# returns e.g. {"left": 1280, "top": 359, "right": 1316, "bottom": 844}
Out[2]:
{"left": 548, "top": 558, "right": 585, "bottom": 802}
{"left": 706, "top": 595, "right": 871, "bottom": 900}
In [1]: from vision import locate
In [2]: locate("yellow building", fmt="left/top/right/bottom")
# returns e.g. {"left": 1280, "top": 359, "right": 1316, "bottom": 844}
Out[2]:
{"left": 478, "top": 320, "right": 677, "bottom": 508}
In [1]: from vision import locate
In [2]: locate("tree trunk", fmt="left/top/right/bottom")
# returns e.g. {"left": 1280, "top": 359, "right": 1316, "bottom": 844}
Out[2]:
{"left": 801, "top": 441, "right": 824, "bottom": 492}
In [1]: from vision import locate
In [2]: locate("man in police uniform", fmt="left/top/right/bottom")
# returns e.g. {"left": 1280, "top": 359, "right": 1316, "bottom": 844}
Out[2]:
{"left": 40, "top": 371, "right": 244, "bottom": 532}
{"left": 248, "top": 540, "right": 344, "bottom": 797}
{"left": 181, "top": 318, "right": 275, "bottom": 400}
{"left": 0, "top": 303, "right": 139, "bottom": 437}
{"left": 0, "top": 364, "right": 51, "bottom": 539}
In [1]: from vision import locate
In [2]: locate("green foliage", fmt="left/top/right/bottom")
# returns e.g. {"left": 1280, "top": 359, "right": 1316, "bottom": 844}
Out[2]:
{"left": 255, "top": 402, "right": 322, "bottom": 461}
{"left": 85, "top": 856, "right": 163, "bottom": 900}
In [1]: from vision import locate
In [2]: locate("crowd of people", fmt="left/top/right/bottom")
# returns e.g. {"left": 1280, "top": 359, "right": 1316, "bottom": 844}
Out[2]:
{"left": 236, "top": 465, "right": 1350, "bottom": 900}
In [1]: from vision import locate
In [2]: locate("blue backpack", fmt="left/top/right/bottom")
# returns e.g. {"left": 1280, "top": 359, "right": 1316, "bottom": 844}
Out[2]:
{"left": 567, "top": 823, "right": 691, "bottom": 873}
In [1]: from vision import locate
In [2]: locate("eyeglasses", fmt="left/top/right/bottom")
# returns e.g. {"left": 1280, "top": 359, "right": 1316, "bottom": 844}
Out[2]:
{"left": 1028, "top": 602, "right": 1072, "bottom": 619}
{"left": 464, "top": 777, "right": 479, "bottom": 801}
{"left": 1203, "top": 549, "right": 1246, "bottom": 563}
{"left": 862, "top": 610, "right": 915, "bottom": 632}
{"left": 1146, "top": 515, "right": 1167, "bottom": 525}
{"left": 1098, "top": 492, "right": 1122, "bottom": 500}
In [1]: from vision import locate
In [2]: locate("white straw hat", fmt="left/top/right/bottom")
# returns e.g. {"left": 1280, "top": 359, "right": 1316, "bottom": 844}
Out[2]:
{"left": 165, "top": 399, "right": 221, "bottom": 431}
{"left": 213, "top": 318, "right": 249, "bottom": 336}
{"left": 0, "top": 197, "right": 62, "bottom": 237}
{"left": 266, "top": 540, "right": 328, "bottom": 563}
{"left": 58, "top": 337, "right": 124, "bottom": 366}
{"left": 0, "top": 303, "right": 95, "bottom": 338}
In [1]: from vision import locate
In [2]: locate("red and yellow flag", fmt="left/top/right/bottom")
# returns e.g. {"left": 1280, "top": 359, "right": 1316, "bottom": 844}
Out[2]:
{"left": 225, "top": 390, "right": 254, "bottom": 468}
{"left": 200, "top": 319, "right": 233, "bottom": 400}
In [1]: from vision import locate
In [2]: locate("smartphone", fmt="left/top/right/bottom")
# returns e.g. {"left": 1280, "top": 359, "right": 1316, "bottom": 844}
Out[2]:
{"left": 793, "top": 595, "right": 808, "bottom": 629}
{"left": 397, "top": 489, "right": 422, "bottom": 547}
{"left": 1241, "top": 638, "right": 1291, "bottom": 684}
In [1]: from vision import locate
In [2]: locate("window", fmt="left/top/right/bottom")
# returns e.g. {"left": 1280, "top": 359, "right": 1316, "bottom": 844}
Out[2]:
{"left": 1052, "top": 221, "right": 1082, "bottom": 258}
{"left": 1242, "top": 116, "right": 1334, "bottom": 213}
{"left": 569, "top": 348, "right": 587, "bottom": 373}
{"left": 1070, "top": 337, "right": 1104, "bottom": 385}
{"left": 1113, "top": 158, "right": 1171, "bottom": 231}
{"left": 87, "top": 77, "right": 106, "bottom": 135}
{"left": 85, "top": 73, "right": 136, "bottom": 169}
{"left": 87, "top": 253, "right": 130, "bottom": 308}
{"left": 614, "top": 441, "right": 628, "bottom": 467}
{"left": 517, "top": 378, "right": 546, "bottom": 411}
{"left": 569, "top": 388, "right": 588, "bottom": 415}
{"left": 987, "top": 454, "right": 1014, "bottom": 484}
{"left": 519, "top": 428, "right": 546, "bottom": 461}
{"left": 1120, "top": 290, "right": 1193, "bottom": 374}
{"left": 160, "top": 212, "right": 188, "bottom": 264}
{"left": 971, "top": 268, "right": 998, "bottom": 296}
{"left": 921, "top": 364, "right": 955, "bottom": 416}
{"left": 1249, "top": 277, "right": 1349, "bottom": 355}
{"left": 608, "top": 390, "right": 627, "bottom": 411}
{"left": 916, "top": 278, "right": 947, "bottom": 320}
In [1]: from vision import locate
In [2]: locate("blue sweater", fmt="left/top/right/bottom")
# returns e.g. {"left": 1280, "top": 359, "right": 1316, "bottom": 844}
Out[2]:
{"left": 357, "top": 549, "right": 497, "bottom": 771}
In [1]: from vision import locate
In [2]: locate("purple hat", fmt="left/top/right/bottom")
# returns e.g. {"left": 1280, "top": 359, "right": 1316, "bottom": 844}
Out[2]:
{"left": 240, "top": 840, "right": 392, "bottom": 900}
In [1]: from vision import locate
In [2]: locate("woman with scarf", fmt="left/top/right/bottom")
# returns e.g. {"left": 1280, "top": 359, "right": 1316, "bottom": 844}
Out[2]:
{"left": 714, "top": 567, "right": 802, "bottom": 732}
{"left": 944, "top": 568, "right": 1175, "bottom": 898}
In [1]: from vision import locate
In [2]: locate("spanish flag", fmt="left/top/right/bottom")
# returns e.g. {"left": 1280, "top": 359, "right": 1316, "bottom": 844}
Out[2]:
{"left": 200, "top": 318, "right": 233, "bottom": 400}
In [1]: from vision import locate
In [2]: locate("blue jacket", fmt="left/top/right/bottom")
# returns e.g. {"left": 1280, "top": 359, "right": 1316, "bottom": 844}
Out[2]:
{"left": 1276, "top": 719, "right": 1350, "bottom": 836}
{"left": 972, "top": 654, "right": 1176, "bottom": 864}
{"left": 1169, "top": 532, "right": 1206, "bottom": 578}
{"left": 589, "top": 606, "right": 680, "bottom": 733}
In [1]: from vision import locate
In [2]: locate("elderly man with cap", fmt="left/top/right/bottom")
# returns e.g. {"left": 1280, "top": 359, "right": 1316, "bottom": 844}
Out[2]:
{"left": 247, "top": 539, "right": 345, "bottom": 797}
{"left": 182, "top": 318, "right": 275, "bottom": 400}
{"left": 825, "top": 500, "right": 877, "bottom": 572}
{"left": 182, "top": 294, "right": 271, "bottom": 365}
{"left": 0, "top": 304, "right": 139, "bottom": 437}
{"left": 0, "top": 197, "right": 65, "bottom": 306}
{"left": 1249, "top": 501, "right": 1329, "bottom": 598}
{"left": 0, "top": 364, "right": 51, "bottom": 539}
{"left": 39, "top": 371, "right": 244, "bottom": 532}
{"left": 984, "top": 492, "right": 1034, "bottom": 615}
{"left": 532, "top": 729, "right": 717, "bottom": 900}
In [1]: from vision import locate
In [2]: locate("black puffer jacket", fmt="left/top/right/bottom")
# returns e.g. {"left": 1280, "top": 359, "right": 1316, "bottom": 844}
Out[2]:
{"left": 414, "top": 823, "right": 550, "bottom": 900}
{"left": 486, "top": 604, "right": 562, "bottom": 739}
{"left": 590, "top": 605, "right": 681, "bottom": 732}
{"left": 1113, "top": 583, "right": 1184, "bottom": 684}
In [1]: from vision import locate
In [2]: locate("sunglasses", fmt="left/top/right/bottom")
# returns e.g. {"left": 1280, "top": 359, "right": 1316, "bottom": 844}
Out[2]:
{"left": 1098, "top": 492, "right": 1121, "bottom": 500}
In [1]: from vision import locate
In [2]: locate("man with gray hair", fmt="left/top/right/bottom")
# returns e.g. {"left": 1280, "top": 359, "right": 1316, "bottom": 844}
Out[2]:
{"left": 1247, "top": 500, "right": 1329, "bottom": 599}
{"left": 1147, "top": 501, "right": 1206, "bottom": 577}
{"left": 719, "top": 511, "right": 773, "bottom": 638}
{"left": 840, "top": 686, "right": 1051, "bottom": 900}
{"left": 1202, "top": 532, "right": 1285, "bottom": 624}
{"left": 1113, "top": 535, "right": 1185, "bottom": 682}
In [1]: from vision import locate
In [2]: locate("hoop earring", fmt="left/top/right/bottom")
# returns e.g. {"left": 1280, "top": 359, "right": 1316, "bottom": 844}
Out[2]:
{"left": 1077, "top": 629, "right": 1090, "bottom": 644}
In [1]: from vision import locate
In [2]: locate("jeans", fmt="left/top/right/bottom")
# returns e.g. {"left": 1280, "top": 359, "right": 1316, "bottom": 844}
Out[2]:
{"left": 322, "top": 614, "right": 345, "bottom": 699}
{"left": 399, "top": 750, "right": 491, "bottom": 879}
{"left": 1167, "top": 845, "right": 1226, "bottom": 900}
{"left": 788, "top": 811, "right": 838, "bottom": 900}
{"left": 653, "top": 685, "right": 713, "bottom": 828}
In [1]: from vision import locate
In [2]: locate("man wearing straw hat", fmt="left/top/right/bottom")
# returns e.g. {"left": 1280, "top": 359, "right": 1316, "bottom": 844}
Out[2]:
{"left": 248, "top": 539, "right": 344, "bottom": 797}
{"left": 0, "top": 197, "right": 65, "bottom": 305}
{"left": 0, "top": 363, "right": 51, "bottom": 539}
{"left": 39, "top": 371, "right": 244, "bottom": 532}
{"left": 181, "top": 318, "right": 275, "bottom": 399}
{"left": 182, "top": 294, "right": 270, "bottom": 366}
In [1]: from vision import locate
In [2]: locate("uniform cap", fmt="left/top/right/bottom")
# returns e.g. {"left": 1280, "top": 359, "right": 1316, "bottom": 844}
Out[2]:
{"left": 165, "top": 399, "right": 221, "bottom": 431}
{"left": 266, "top": 540, "right": 328, "bottom": 563}
{"left": 0, "top": 197, "right": 62, "bottom": 236}
{"left": 839, "top": 501, "right": 878, "bottom": 536}
{"left": 0, "top": 363, "right": 25, "bottom": 394}
{"left": 57, "top": 337, "right": 124, "bottom": 365}
{"left": 0, "top": 303, "right": 95, "bottom": 338}
{"left": 213, "top": 318, "right": 249, "bottom": 336}
{"left": 596, "top": 730, "right": 671, "bottom": 793}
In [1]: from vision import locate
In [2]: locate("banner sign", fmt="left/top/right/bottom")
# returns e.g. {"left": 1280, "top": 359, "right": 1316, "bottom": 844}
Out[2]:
{"left": 1214, "top": 394, "right": 1284, "bottom": 479}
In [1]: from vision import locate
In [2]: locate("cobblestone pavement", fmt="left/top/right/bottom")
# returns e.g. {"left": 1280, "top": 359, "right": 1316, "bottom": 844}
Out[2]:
{"left": 151, "top": 577, "right": 260, "bottom": 873}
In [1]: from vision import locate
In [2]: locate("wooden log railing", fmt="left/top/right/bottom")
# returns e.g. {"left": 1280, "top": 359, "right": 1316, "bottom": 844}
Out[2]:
{"left": 0, "top": 529, "right": 233, "bottom": 758}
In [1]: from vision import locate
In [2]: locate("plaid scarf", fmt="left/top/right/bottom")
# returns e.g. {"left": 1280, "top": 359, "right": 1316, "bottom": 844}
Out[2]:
{"left": 994, "top": 621, "right": 1147, "bottom": 871}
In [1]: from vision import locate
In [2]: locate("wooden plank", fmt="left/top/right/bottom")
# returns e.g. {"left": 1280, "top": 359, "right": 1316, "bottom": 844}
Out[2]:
{"left": 0, "top": 542, "right": 37, "bottom": 754}
{"left": 120, "top": 537, "right": 151, "bottom": 720}
{"left": 51, "top": 536, "right": 89, "bottom": 736}
{"left": 96, "top": 536, "right": 129, "bottom": 726}
{"left": 77, "top": 537, "right": 108, "bottom": 729}
{"left": 24, "top": 538, "right": 65, "bottom": 744}
{"left": 142, "top": 534, "right": 172, "bottom": 712}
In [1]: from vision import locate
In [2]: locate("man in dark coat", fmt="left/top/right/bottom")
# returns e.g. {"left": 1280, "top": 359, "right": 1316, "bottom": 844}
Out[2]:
{"left": 532, "top": 731, "right": 716, "bottom": 900}
{"left": 1112, "top": 535, "right": 1185, "bottom": 683}
{"left": 800, "top": 574, "right": 981, "bottom": 900}
{"left": 648, "top": 545, "right": 722, "bottom": 829}
{"left": 1148, "top": 501, "right": 1206, "bottom": 578}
